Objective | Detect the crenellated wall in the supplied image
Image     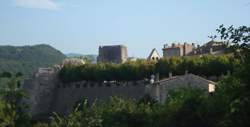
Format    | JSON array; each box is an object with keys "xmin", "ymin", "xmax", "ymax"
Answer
[
  {"xmin": 22, "ymin": 70, "xmax": 216, "ymax": 120},
  {"xmin": 22, "ymin": 77, "xmax": 150, "ymax": 119},
  {"xmin": 51, "ymin": 81, "xmax": 148, "ymax": 115}
]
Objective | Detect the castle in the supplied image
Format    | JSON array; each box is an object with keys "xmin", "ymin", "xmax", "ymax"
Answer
[{"xmin": 21, "ymin": 42, "xmax": 226, "ymax": 120}]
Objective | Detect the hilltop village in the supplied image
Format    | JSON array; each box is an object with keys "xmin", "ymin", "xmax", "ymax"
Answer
[{"xmin": 22, "ymin": 40, "xmax": 229, "ymax": 119}]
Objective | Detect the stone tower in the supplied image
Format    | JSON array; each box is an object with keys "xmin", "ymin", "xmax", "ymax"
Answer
[{"xmin": 97, "ymin": 45, "xmax": 128, "ymax": 63}]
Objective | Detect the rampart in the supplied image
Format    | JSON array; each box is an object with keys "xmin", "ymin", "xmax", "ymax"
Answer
[
  {"xmin": 51, "ymin": 81, "xmax": 148, "ymax": 115},
  {"xmin": 22, "ymin": 68, "xmax": 216, "ymax": 120},
  {"xmin": 22, "ymin": 77, "xmax": 149, "ymax": 119}
]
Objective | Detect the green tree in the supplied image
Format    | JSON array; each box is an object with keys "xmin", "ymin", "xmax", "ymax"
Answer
[
  {"xmin": 0, "ymin": 73, "xmax": 30, "ymax": 127},
  {"xmin": 214, "ymin": 25, "xmax": 250, "ymax": 127}
]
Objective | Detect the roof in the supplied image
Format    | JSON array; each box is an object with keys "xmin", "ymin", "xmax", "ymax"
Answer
[
  {"xmin": 147, "ymin": 48, "xmax": 161, "ymax": 60},
  {"xmin": 155, "ymin": 73, "xmax": 216, "ymax": 85}
]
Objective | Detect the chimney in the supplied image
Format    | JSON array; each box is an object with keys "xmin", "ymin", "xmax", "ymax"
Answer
[
  {"xmin": 172, "ymin": 43, "xmax": 175, "ymax": 47},
  {"xmin": 164, "ymin": 44, "xmax": 168, "ymax": 48},
  {"xmin": 192, "ymin": 43, "xmax": 195, "ymax": 47}
]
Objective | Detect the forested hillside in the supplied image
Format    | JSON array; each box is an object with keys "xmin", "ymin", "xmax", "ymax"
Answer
[{"xmin": 0, "ymin": 44, "xmax": 66, "ymax": 76}]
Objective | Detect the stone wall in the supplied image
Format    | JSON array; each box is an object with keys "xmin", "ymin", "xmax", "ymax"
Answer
[
  {"xmin": 22, "ymin": 78, "xmax": 149, "ymax": 118},
  {"xmin": 51, "ymin": 81, "xmax": 147, "ymax": 115},
  {"xmin": 22, "ymin": 73, "xmax": 58, "ymax": 119},
  {"xmin": 22, "ymin": 72, "xmax": 216, "ymax": 119}
]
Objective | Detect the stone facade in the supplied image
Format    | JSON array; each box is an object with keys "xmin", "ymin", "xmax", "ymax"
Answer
[
  {"xmin": 191, "ymin": 41, "xmax": 228, "ymax": 55},
  {"xmin": 22, "ymin": 70, "xmax": 58, "ymax": 120},
  {"xmin": 97, "ymin": 45, "xmax": 128, "ymax": 63},
  {"xmin": 162, "ymin": 42, "xmax": 195, "ymax": 57},
  {"xmin": 162, "ymin": 41, "xmax": 228, "ymax": 57},
  {"xmin": 22, "ymin": 68, "xmax": 216, "ymax": 120}
]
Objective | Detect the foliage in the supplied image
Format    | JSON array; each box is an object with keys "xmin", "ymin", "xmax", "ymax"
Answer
[
  {"xmin": 0, "ymin": 73, "xmax": 31, "ymax": 127},
  {"xmin": 51, "ymin": 100, "xmax": 102, "ymax": 127},
  {"xmin": 213, "ymin": 25, "xmax": 250, "ymax": 127},
  {"xmin": 51, "ymin": 97, "xmax": 158, "ymax": 127},
  {"xmin": 59, "ymin": 55, "xmax": 236, "ymax": 83}
]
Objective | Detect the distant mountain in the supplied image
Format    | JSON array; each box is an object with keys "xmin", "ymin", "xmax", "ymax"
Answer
[
  {"xmin": 0, "ymin": 44, "xmax": 66, "ymax": 77},
  {"xmin": 65, "ymin": 53, "xmax": 97, "ymax": 63}
]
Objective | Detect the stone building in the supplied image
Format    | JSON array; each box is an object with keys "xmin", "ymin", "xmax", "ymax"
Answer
[
  {"xmin": 148, "ymin": 73, "xmax": 216, "ymax": 102},
  {"xmin": 97, "ymin": 45, "xmax": 128, "ymax": 63},
  {"xmin": 147, "ymin": 48, "xmax": 161, "ymax": 61},
  {"xmin": 162, "ymin": 41, "xmax": 228, "ymax": 57},
  {"xmin": 162, "ymin": 42, "xmax": 195, "ymax": 57},
  {"xmin": 191, "ymin": 41, "xmax": 228, "ymax": 55}
]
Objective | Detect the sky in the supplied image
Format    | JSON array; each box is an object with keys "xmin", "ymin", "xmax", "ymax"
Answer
[{"xmin": 0, "ymin": 0, "xmax": 250, "ymax": 57}]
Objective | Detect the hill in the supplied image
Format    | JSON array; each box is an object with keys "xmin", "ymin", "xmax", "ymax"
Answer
[{"xmin": 0, "ymin": 44, "xmax": 66, "ymax": 77}]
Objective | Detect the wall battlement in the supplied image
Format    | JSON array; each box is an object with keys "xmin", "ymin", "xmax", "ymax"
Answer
[{"xmin": 56, "ymin": 81, "xmax": 148, "ymax": 89}]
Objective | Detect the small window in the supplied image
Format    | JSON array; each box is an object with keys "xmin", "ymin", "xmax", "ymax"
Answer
[{"xmin": 152, "ymin": 57, "xmax": 155, "ymax": 60}]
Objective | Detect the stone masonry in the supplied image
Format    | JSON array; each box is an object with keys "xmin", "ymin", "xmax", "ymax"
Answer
[{"xmin": 22, "ymin": 68, "xmax": 216, "ymax": 120}]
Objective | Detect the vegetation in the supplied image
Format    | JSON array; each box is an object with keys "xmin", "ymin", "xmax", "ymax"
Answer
[
  {"xmin": 59, "ymin": 55, "xmax": 237, "ymax": 83},
  {"xmin": 0, "ymin": 73, "xmax": 31, "ymax": 127},
  {"xmin": 0, "ymin": 44, "xmax": 66, "ymax": 77}
]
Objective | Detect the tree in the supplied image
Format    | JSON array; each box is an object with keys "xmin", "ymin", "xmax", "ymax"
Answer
[
  {"xmin": 215, "ymin": 25, "xmax": 250, "ymax": 127},
  {"xmin": 0, "ymin": 73, "xmax": 30, "ymax": 127}
]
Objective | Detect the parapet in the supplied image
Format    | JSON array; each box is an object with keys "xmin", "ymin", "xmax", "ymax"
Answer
[{"xmin": 56, "ymin": 80, "xmax": 148, "ymax": 89}]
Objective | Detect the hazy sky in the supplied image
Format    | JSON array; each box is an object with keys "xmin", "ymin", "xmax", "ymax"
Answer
[{"xmin": 0, "ymin": 0, "xmax": 250, "ymax": 57}]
